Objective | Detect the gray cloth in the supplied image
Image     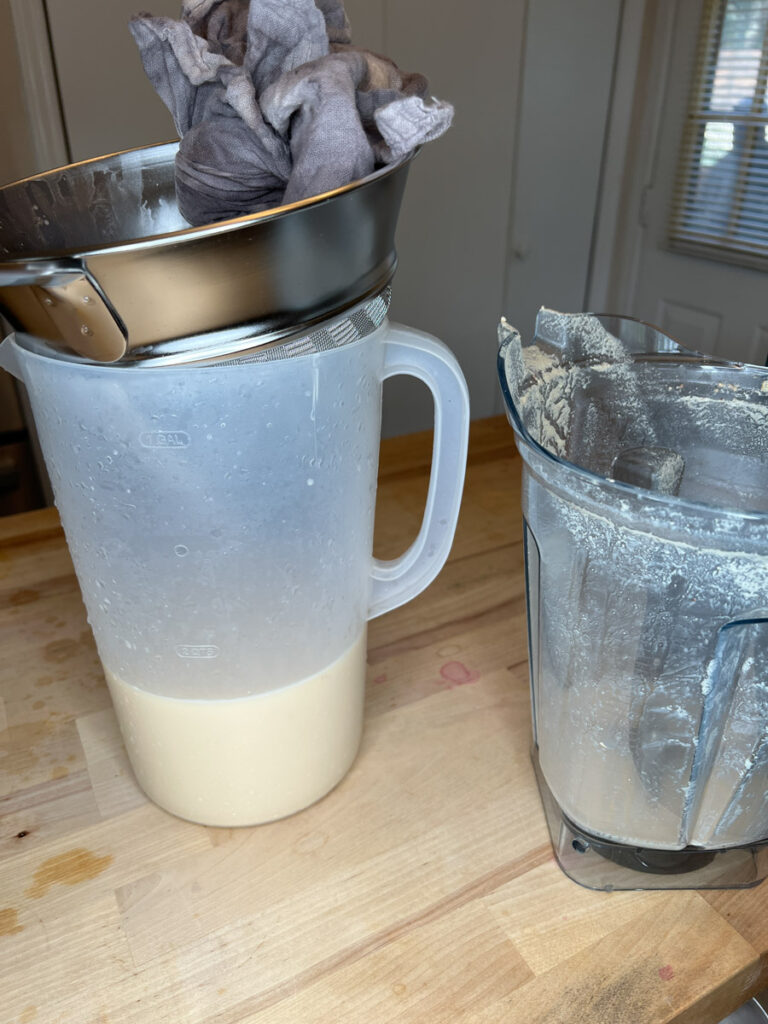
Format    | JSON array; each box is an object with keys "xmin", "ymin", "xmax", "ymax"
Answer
[
  {"xmin": 260, "ymin": 50, "xmax": 375, "ymax": 204},
  {"xmin": 130, "ymin": 0, "xmax": 452, "ymax": 225}
]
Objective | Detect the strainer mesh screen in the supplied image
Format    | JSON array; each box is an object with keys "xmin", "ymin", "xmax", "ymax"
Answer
[{"xmin": 215, "ymin": 289, "xmax": 391, "ymax": 365}]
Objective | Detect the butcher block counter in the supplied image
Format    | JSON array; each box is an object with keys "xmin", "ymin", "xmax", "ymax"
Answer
[{"xmin": 2, "ymin": 415, "xmax": 768, "ymax": 1024}]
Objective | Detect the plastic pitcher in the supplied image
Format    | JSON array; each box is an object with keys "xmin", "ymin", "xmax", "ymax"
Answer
[
  {"xmin": 1, "ymin": 296, "xmax": 469, "ymax": 826},
  {"xmin": 498, "ymin": 309, "xmax": 768, "ymax": 883}
]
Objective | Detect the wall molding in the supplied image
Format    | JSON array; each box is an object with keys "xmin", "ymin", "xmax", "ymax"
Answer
[
  {"xmin": 9, "ymin": 0, "xmax": 69, "ymax": 174},
  {"xmin": 586, "ymin": 0, "xmax": 649, "ymax": 312},
  {"xmin": 587, "ymin": 0, "xmax": 681, "ymax": 314}
]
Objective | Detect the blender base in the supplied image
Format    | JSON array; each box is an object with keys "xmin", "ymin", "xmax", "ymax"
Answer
[{"xmin": 532, "ymin": 750, "xmax": 768, "ymax": 891}]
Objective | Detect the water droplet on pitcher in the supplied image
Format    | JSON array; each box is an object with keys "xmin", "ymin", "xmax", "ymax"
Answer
[
  {"xmin": 307, "ymin": 478, "xmax": 314, "ymax": 486},
  {"xmin": 174, "ymin": 544, "xmax": 189, "ymax": 557}
]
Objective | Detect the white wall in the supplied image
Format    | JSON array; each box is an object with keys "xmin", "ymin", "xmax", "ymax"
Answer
[
  {"xmin": 44, "ymin": 0, "xmax": 180, "ymax": 158},
  {"xmin": 0, "ymin": 5, "xmax": 39, "ymax": 186},
  {"xmin": 346, "ymin": 0, "xmax": 526, "ymax": 435}
]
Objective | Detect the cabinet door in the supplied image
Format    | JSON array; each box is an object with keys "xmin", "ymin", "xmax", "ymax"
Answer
[
  {"xmin": 45, "ymin": 0, "xmax": 181, "ymax": 160},
  {"xmin": 503, "ymin": 0, "xmax": 624, "ymax": 347}
]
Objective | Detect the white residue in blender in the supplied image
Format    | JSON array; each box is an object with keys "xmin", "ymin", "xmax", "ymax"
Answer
[
  {"xmin": 502, "ymin": 310, "xmax": 658, "ymax": 463},
  {"xmin": 532, "ymin": 475, "xmax": 768, "ymax": 849}
]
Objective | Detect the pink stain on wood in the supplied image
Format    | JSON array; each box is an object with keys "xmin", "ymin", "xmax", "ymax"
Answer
[
  {"xmin": 373, "ymin": 674, "xmax": 387, "ymax": 685},
  {"xmin": 658, "ymin": 965, "xmax": 674, "ymax": 981},
  {"xmin": 439, "ymin": 662, "xmax": 480, "ymax": 687}
]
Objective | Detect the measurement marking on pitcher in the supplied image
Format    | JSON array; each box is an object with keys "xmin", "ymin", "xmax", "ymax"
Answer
[
  {"xmin": 175, "ymin": 645, "xmax": 220, "ymax": 659},
  {"xmin": 139, "ymin": 431, "xmax": 191, "ymax": 449}
]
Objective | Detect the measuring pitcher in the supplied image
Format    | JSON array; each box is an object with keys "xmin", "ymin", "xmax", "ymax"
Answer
[{"xmin": 0, "ymin": 295, "xmax": 469, "ymax": 826}]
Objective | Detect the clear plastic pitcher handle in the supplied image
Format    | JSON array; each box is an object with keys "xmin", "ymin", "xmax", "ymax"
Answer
[
  {"xmin": 0, "ymin": 334, "xmax": 23, "ymax": 379},
  {"xmin": 369, "ymin": 322, "xmax": 470, "ymax": 619}
]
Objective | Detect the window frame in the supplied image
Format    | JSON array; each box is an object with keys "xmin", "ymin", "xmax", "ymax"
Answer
[{"xmin": 668, "ymin": 0, "xmax": 768, "ymax": 271}]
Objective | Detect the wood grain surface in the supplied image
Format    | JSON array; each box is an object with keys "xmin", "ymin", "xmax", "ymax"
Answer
[{"xmin": 1, "ymin": 416, "xmax": 767, "ymax": 1024}]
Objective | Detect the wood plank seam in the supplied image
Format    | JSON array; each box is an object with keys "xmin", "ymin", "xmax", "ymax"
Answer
[{"xmin": 201, "ymin": 845, "xmax": 553, "ymax": 1024}]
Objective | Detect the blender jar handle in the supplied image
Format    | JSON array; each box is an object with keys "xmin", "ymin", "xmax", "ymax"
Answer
[{"xmin": 368, "ymin": 322, "xmax": 470, "ymax": 620}]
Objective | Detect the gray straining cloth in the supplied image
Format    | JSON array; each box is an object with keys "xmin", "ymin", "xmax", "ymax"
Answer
[{"xmin": 130, "ymin": 0, "xmax": 453, "ymax": 226}]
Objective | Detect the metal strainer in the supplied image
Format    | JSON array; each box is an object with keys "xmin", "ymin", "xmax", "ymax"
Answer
[
  {"xmin": 0, "ymin": 141, "xmax": 412, "ymax": 363},
  {"xmin": 14, "ymin": 288, "xmax": 392, "ymax": 368}
]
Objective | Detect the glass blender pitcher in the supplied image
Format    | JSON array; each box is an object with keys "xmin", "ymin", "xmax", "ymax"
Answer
[{"xmin": 498, "ymin": 309, "xmax": 768, "ymax": 890}]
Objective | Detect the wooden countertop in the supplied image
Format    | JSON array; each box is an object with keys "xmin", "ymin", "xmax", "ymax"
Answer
[{"xmin": 1, "ymin": 415, "xmax": 767, "ymax": 1024}]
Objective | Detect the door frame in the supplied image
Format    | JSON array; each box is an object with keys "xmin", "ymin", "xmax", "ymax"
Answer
[
  {"xmin": 8, "ymin": 0, "xmax": 69, "ymax": 175},
  {"xmin": 587, "ymin": 0, "xmax": 681, "ymax": 316}
]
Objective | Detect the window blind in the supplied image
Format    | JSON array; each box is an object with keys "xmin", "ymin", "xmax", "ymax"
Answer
[{"xmin": 669, "ymin": 0, "xmax": 768, "ymax": 268}]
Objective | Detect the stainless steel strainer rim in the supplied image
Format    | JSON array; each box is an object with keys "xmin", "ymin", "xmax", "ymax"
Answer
[
  {"xmin": 0, "ymin": 140, "xmax": 413, "ymax": 362},
  {"xmin": 11, "ymin": 288, "xmax": 392, "ymax": 370}
]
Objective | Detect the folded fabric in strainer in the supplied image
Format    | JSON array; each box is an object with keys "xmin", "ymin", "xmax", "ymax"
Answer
[{"xmin": 130, "ymin": 0, "xmax": 453, "ymax": 226}]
